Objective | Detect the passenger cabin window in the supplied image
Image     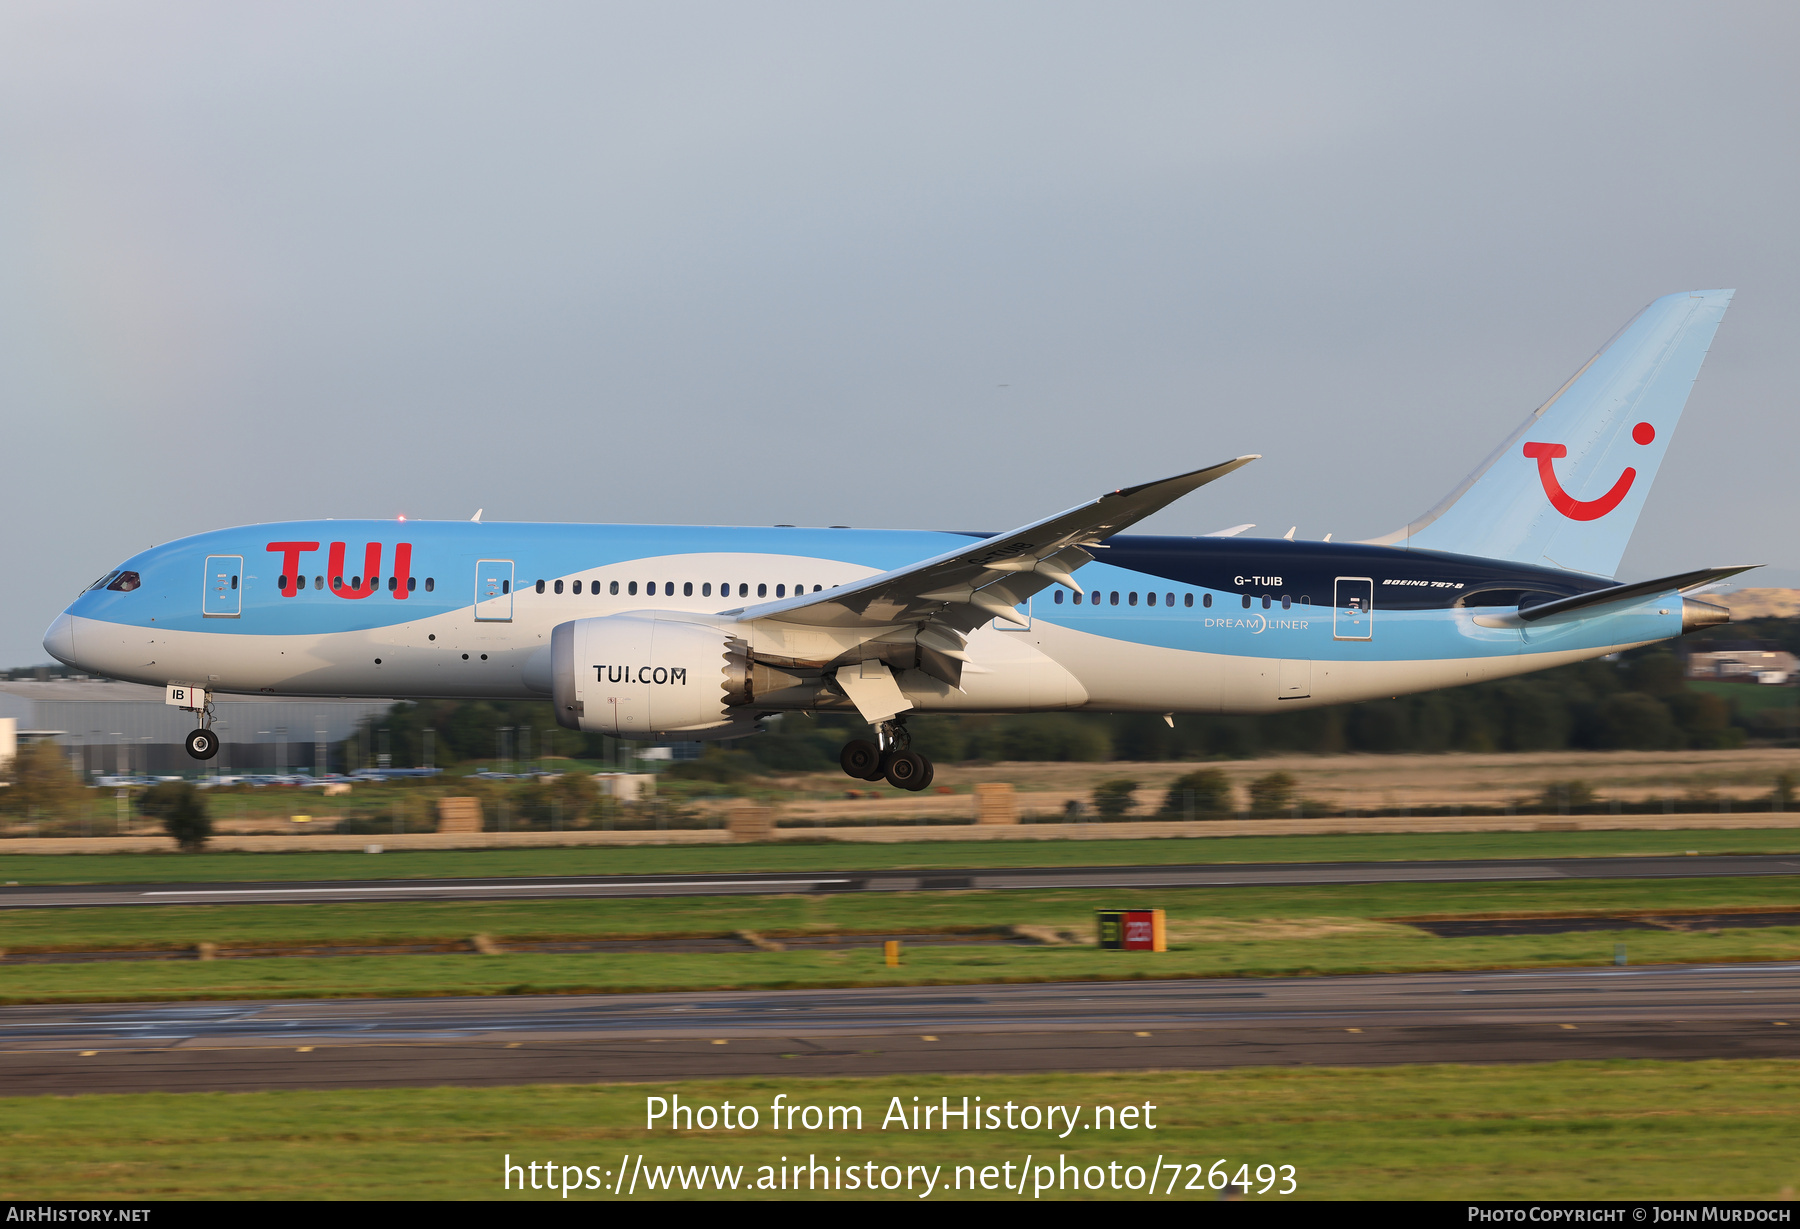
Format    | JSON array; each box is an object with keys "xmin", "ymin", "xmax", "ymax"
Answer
[
  {"xmin": 424, "ymin": 577, "xmax": 434, "ymax": 592},
  {"xmin": 757, "ymin": 583, "xmax": 767, "ymax": 597},
  {"xmin": 1241, "ymin": 594, "xmax": 1250, "ymax": 608},
  {"xmin": 408, "ymin": 577, "xmax": 417, "ymax": 591},
  {"xmin": 684, "ymin": 582, "xmax": 693, "ymax": 596},
  {"xmin": 739, "ymin": 583, "xmax": 749, "ymax": 597},
  {"xmin": 628, "ymin": 582, "xmax": 637, "ymax": 596},
  {"xmin": 1166, "ymin": 593, "xmax": 1175, "ymax": 606},
  {"xmin": 1282, "ymin": 595, "xmax": 1291, "ymax": 610},
  {"xmin": 1110, "ymin": 591, "xmax": 1119, "ymax": 605},
  {"xmin": 702, "ymin": 583, "xmax": 712, "ymax": 597},
  {"xmin": 610, "ymin": 581, "xmax": 619, "ymax": 594},
  {"xmin": 1128, "ymin": 592, "xmax": 1137, "ymax": 606},
  {"xmin": 536, "ymin": 580, "xmax": 545, "ymax": 594},
  {"xmin": 1053, "ymin": 590, "xmax": 1063, "ymax": 604},
  {"xmin": 1262, "ymin": 595, "xmax": 1270, "ymax": 609},
  {"xmin": 776, "ymin": 584, "xmax": 786, "ymax": 598},
  {"xmin": 573, "ymin": 580, "xmax": 582, "ymax": 594}
]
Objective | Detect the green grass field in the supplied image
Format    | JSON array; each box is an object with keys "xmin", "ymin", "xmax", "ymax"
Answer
[
  {"xmin": 3, "ymin": 876, "xmax": 1796, "ymax": 1003},
  {"xmin": 6, "ymin": 826, "xmax": 1800, "ymax": 885},
  {"xmin": 1691, "ymin": 679, "xmax": 1800, "ymax": 720},
  {"xmin": 2, "ymin": 928, "xmax": 1796, "ymax": 1003},
  {"xmin": 4, "ymin": 1061, "xmax": 1797, "ymax": 1199}
]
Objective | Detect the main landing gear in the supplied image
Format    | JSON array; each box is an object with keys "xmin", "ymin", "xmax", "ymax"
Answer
[{"xmin": 839, "ymin": 718, "xmax": 933, "ymax": 792}]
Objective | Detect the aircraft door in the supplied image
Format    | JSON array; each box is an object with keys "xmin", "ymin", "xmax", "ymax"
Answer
[
  {"xmin": 475, "ymin": 560, "xmax": 514, "ymax": 622},
  {"xmin": 203, "ymin": 556, "xmax": 243, "ymax": 617},
  {"xmin": 1333, "ymin": 577, "xmax": 1373, "ymax": 640}
]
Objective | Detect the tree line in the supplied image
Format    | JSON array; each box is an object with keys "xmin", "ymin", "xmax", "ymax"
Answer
[{"xmin": 331, "ymin": 625, "xmax": 1796, "ymax": 774}]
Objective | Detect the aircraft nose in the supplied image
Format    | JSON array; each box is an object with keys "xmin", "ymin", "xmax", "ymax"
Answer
[{"xmin": 42, "ymin": 612, "xmax": 75, "ymax": 666}]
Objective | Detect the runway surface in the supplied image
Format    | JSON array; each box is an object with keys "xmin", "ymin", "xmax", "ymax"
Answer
[
  {"xmin": 4, "ymin": 852, "xmax": 1798, "ymax": 909},
  {"xmin": 5, "ymin": 963, "xmax": 1797, "ymax": 1094}
]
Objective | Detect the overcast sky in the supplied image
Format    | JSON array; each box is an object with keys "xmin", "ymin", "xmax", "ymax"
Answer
[{"xmin": 2, "ymin": 2, "xmax": 1796, "ymax": 665}]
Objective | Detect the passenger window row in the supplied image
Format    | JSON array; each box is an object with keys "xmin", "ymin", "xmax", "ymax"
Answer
[
  {"xmin": 1054, "ymin": 590, "xmax": 1200, "ymax": 607},
  {"xmin": 276, "ymin": 575, "xmax": 436, "ymax": 594},
  {"xmin": 1052, "ymin": 590, "xmax": 1307, "ymax": 611},
  {"xmin": 533, "ymin": 579, "xmax": 825, "ymax": 600}
]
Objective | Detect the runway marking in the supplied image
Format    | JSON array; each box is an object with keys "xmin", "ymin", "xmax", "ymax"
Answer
[
  {"xmin": 710, "ymin": 1039, "xmax": 726, "ymax": 1045},
  {"xmin": 296, "ymin": 1046, "xmax": 314, "ymax": 1052},
  {"xmin": 1346, "ymin": 1028, "xmax": 1362, "ymax": 1033},
  {"xmin": 1134, "ymin": 1031, "xmax": 1152, "ymax": 1037},
  {"xmin": 1559, "ymin": 1024, "xmax": 1576, "ymax": 1030},
  {"xmin": 142, "ymin": 879, "xmax": 854, "ymax": 898},
  {"xmin": 921, "ymin": 1036, "xmax": 938, "ymax": 1041},
  {"xmin": 79, "ymin": 1050, "xmax": 96, "ymax": 1056}
]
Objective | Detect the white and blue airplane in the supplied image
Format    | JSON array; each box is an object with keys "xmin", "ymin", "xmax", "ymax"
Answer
[{"xmin": 44, "ymin": 290, "xmax": 1749, "ymax": 790}]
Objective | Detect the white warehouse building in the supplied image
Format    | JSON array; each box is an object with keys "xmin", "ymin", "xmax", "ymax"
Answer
[{"xmin": 0, "ymin": 679, "xmax": 393, "ymax": 777}]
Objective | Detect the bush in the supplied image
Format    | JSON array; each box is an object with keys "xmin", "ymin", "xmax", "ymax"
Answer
[
  {"xmin": 664, "ymin": 748, "xmax": 759, "ymax": 783},
  {"xmin": 1775, "ymin": 772, "xmax": 1797, "ymax": 811},
  {"xmin": 1247, "ymin": 771, "xmax": 1298, "ymax": 816},
  {"xmin": 0, "ymin": 741, "xmax": 87, "ymax": 818},
  {"xmin": 1161, "ymin": 769, "xmax": 1235, "ymax": 817},
  {"xmin": 1536, "ymin": 780, "xmax": 1597, "ymax": 812},
  {"xmin": 1091, "ymin": 779, "xmax": 1139, "ymax": 819},
  {"xmin": 137, "ymin": 781, "xmax": 211, "ymax": 851}
]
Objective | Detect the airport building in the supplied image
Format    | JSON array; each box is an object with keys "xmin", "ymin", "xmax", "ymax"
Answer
[
  {"xmin": 1685, "ymin": 644, "xmax": 1798, "ymax": 685},
  {"xmin": 0, "ymin": 679, "xmax": 392, "ymax": 777}
]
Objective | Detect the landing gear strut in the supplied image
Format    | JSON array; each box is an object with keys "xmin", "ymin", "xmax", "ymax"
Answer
[
  {"xmin": 184, "ymin": 694, "xmax": 219, "ymax": 761},
  {"xmin": 839, "ymin": 718, "xmax": 933, "ymax": 792}
]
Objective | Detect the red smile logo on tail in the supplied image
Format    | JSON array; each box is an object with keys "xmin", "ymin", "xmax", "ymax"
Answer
[{"xmin": 1524, "ymin": 421, "xmax": 1655, "ymax": 521}]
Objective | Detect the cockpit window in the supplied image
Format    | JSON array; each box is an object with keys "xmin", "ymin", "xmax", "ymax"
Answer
[
  {"xmin": 106, "ymin": 571, "xmax": 141, "ymax": 592},
  {"xmin": 86, "ymin": 571, "xmax": 121, "ymax": 592}
]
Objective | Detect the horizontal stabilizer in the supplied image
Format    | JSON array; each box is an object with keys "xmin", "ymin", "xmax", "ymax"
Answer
[{"xmin": 1473, "ymin": 564, "xmax": 1759, "ymax": 627}]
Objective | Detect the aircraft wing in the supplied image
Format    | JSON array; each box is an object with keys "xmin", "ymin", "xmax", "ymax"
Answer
[{"xmin": 726, "ymin": 456, "xmax": 1257, "ymax": 668}]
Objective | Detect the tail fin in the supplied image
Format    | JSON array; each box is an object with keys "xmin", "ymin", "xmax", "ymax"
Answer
[{"xmin": 1367, "ymin": 289, "xmax": 1733, "ymax": 577}]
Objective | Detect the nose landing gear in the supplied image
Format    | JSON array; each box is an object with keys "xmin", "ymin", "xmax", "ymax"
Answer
[
  {"xmin": 176, "ymin": 689, "xmax": 219, "ymax": 760},
  {"xmin": 839, "ymin": 718, "xmax": 933, "ymax": 792}
]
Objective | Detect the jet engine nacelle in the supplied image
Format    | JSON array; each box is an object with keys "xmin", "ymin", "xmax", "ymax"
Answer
[{"xmin": 551, "ymin": 614, "xmax": 741, "ymax": 737}]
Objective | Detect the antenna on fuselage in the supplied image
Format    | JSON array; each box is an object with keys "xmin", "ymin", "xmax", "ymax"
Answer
[{"xmin": 470, "ymin": 509, "xmax": 483, "ymax": 523}]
